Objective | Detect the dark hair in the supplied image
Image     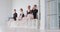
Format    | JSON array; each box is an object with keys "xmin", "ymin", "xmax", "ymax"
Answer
[
  {"xmin": 14, "ymin": 9, "xmax": 16, "ymax": 11},
  {"xmin": 28, "ymin": 5, "xmax": 30, "ymax": 7},
  {"xmin": 28, "ymin": 5, "xmax": 31, "ymax": 8},
  {"xmin": 34, "ymin": 5, "xmax": 37, "ymax": 7},
  {"xmin": 20, "ymin": 8, "xmax": 23, "ymax": 11}
]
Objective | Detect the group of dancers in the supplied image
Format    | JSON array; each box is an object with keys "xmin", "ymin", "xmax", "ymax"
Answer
[{"xmin": 13, "ymin": 5, "xmax": 38, "ymax": 21}]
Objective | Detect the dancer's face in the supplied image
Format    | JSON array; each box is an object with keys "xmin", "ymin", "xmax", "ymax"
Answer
[
  {"xmin": 20, "ymin": 8, "xmax": 23, "ymax": 12},
  {"xmin": 14, "ymin": 9, "xmax": 16, "ymax": 13},
  {"xmin": 34, "ymin": 5, "xmax": 37, "ymax": 9},
  {"xmin": 28, "ymin": 6, "xmax": 31, "ymax": 10}
]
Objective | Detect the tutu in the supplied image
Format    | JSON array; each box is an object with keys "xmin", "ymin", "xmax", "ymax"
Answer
[{"xmin": 27, "ymin": 14, "xmax": 34, "ymax": 19}]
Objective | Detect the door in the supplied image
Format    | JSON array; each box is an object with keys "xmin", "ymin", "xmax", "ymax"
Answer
[{"xmin": 45, "ymin": 0, "xmax": 59, "ymax": 30}]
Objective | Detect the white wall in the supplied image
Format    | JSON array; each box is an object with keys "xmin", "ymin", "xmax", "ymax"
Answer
[
  {"xmin": 0, "ymin": 0, "xmax": 12, "ymax": 32},
  {"xmin": 0, "ymin": 0, "xmax": 12, "ymax": 24},
  {"xmin": 40, "ymin": 0, "xmax": 46, "ymax": 30}
]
